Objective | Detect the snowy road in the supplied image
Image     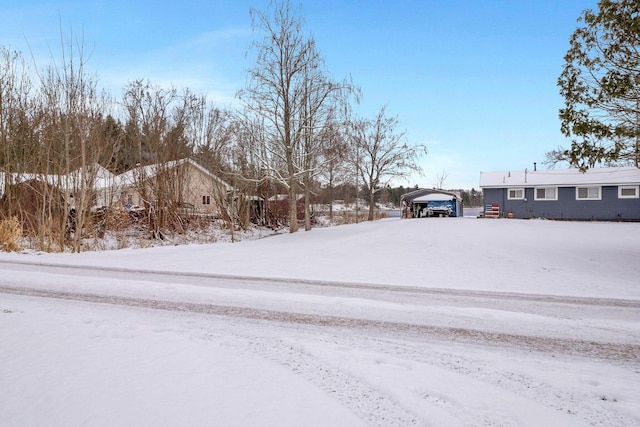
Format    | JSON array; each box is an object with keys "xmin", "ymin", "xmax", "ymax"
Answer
[
  {"xmin": 0, "ymin": 260, "xmax": 638, "ymax": 363},
  {"xmin": 2, "ymin": 258, "xmax": 639, "ymax": 426}
]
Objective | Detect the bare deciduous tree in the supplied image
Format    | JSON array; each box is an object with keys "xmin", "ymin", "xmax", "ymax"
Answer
[
  {"xmin": 122, "ymin": 80, "xmax": 201, "ymax": 237},
  {"xmin": 349, "ymin": 106, "xmax": 427, "ymax": 221},
  {"xmin": 0, "ymin": 46, "xmax": 34, "ymax": 221},
  {"xmin": 35, "ymin": 31, "xmax": 115, "ymax": 252},
  {"xmin": 238, "ymin": 0, "xmax": 355, "ymax": 232},
  {"xmin": 434, "ymin": 170, "xmax": 448, "ymax": 189},
  {"xmin": 317, "ymin": 113, "xmax": 350, "ymax": 221}
]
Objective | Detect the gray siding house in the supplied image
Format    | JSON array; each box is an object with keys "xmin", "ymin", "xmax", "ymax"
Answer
[{"xmin": 479, "ymin": 166, "xmax": 640, "ymax": 221}]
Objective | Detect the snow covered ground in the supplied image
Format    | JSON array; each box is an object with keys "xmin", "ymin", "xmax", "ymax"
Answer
[{"xmin": 1, "ymin": 217, "xmax": 639, "ymax": 426}]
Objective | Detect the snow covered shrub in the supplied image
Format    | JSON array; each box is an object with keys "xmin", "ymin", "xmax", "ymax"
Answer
[{"xmin": 0, "ymin": 216, "xmax": 22, "ymax": 252}]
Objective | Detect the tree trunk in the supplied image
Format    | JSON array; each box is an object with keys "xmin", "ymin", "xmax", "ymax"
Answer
[
  {"xmin": 368, "ymin": 190, "xmax": 375, "ymax": 221},
  {"xmin": 328, "ymin": 180, "xmax": 333, "ymax": 221},
  {"xmin": 304, "ymin": 180, "xmax": 311, "ymax": 231},
  {"xmin": 288, "ymin": 182, "xmax": 298, "ymax": 233}
]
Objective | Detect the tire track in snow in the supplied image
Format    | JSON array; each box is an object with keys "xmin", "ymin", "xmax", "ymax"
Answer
[
  {"xmin": 246, "ymin": 337, "xmax": 424, "ymax": 426},
  {"xmin": 1, "ymin": 284, "xmax": 638, "ymax": 364},
  {"xmin": 330, "ymin": 336, "xmax": 638, "ymax": 427}
]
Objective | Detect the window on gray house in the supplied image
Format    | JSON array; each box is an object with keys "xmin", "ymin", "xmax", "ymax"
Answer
[
  {"xmin": 618, "ymin": 186, "xmax": 639, "ymax": 198},
  {"xmin": 535, "ymin": 187, "xmax": 557, "ymax": 200},
  {"xmin": 508, "ymin": 188, "xmax": 524, "ymax": 200},
  {"xmin": 576, "ymin": 186, "xmax": 601, "ymax": 200}
]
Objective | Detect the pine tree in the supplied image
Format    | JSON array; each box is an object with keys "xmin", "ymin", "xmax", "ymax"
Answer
[{"xmin": 558, "ymin": 0, "xmax": 640, "ymax": 170}]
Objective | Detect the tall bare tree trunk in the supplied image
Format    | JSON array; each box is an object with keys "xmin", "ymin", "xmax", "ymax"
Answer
[
  {"xmin": 288, "ymin": 179, "xmax": 298, "ymax": 233},
  {"xmin": 303, "ymin": 177, "xmax": 311, "ymax": 231},
  {"xmin": 368, "ymin": 191, "xmax": 375, "ymax": 221}
]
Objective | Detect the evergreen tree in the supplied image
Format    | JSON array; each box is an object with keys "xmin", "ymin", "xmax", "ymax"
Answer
[{"xmin": 557, "ymin": 0, "xmax": 640, "ymax": 169}]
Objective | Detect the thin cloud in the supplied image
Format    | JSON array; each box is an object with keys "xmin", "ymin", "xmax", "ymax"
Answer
[{"xmin": 94, "ymin": 27, "xmax": 251, "ymax": 105}]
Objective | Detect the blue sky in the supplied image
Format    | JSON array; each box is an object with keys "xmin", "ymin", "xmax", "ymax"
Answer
[{"xmin": 2, "ymin": 0, "xmax": 598, "ymax": 189}]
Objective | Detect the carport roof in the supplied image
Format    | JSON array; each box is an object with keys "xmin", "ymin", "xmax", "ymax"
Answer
[
  {"xmin": 413, "ymin": 193, "xmax": 456, "ymax": 202},
  {"xmin": 400, "ymin": 188, "xmax": 459, "ymax": 203}
]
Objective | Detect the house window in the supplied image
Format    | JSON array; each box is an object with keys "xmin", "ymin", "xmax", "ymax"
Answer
[
  {"xmin": 576, "ymin": 186, "xmax": 601, "ymax": 200},
  {"xmin": 202, "ymin": 195, "xmax": 211, "ymax": 205},
  {"xmin": 507, "ymin": 188, "xmax": 524, "ymax": 200},
  {"xmin": 618, "ymin": 186, "xmax": 639, "ymax": 199},
  {"xmin": 534, "ymin": 187, "xmax": 557, "ymax": 201}
]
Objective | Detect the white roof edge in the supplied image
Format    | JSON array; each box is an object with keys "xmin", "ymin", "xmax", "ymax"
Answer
[{"xmin": 479, "ymin": 166, "xmax": 640, "ymax": 188}]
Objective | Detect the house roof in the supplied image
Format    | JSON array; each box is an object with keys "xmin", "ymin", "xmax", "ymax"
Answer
[
  {"xmin": 479, "ymin": 166, "xmax": 640, "ymax": 188},
  {"xmin": 71, "ymin": 164, "xmax": 117, "ymax": 190},
  {"xmin": 117, "ymin": 158, "xmax": 232, "ymax": 191},
  {"xmin": 8, "ymin": 163, "xmax": 117, "ymax": 191},
  {"xmin": 7, "ymin": 159, "xmax": 232, "ymax": 193}
]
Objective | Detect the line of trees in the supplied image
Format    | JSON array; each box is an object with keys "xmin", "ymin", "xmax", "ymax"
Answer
[
  {"xmin": 1, "ymin": 0, "xmax": 428, "ymax": 251},
  {"xmin": 237, "ymin": 1, "xmax": 427, "ymax": 230}
]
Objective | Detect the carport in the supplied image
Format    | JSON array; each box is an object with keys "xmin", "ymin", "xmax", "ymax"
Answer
[{"xmin": 400, "ymin": 189, "xmax": 463, "ymax": 218}]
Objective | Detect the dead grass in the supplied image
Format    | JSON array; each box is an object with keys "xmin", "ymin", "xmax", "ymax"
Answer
[
  {"xmin": 328, "ymin": 210, "xmax": 388, "ymax": 225},
  {"xmin": 0, "ymin": 217, "xmax": 22, "ymax": 252}
]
